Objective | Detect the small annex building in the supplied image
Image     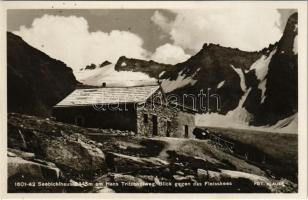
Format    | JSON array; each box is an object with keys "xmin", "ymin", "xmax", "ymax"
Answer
[{"xmin": 53, "ymin": 85, "xmax": 196, "ymax": 138}]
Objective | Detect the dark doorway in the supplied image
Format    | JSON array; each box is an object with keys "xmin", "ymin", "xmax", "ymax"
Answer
[
  {"xmin": 143, "ymin": 114, "xmax": 148, "ymax": 124},
  {"xmin": 75, "ymin": 115, "xmax": 85, "ymax": 126},
  {"xmin": 152, "ymin": 115, "xmax": 158, "ymax": 136},
  {"xmin": 184, "ymin": 125, "xmax": 189, "ymax": 138},
  {"xmin": 166, "ymin": 121, "xmax": 171, "ymax": 137}
]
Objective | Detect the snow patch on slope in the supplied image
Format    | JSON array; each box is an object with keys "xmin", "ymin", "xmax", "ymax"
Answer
[
  {"xmin": 227, "ymin": 88, "xmax": 254, "ymax": 123},
  {"xmin": 272, "ymin": 113, "xmax": 297, "ymax": 131},
  {"xmin": 259, "ymin": 80, "xmax": 267, "ymax": 103},
  {"xmin": 75, "ymin": 64, "xmax": 156, "ymax": 87},
  {"xmin": 293, "ymin": 35, "xmax": 298, "ymax": 54},
  {"xmin": 250, "ymin": 50, "xmax": 276, "ymax": 80},
  {"xmin": 196, "ymin": 113, "xmax": 297, "ymax": 134},
  {"xmin": 249, "ymin": 49, "xmax": 276, "ymax": 103},
  {"xmin": 75, "ymin": 67, "xmax": 102, "ymax": 81},
  {"xmin": 230, "ymin": 65, "xmax": 246, "ymax": 91},
  {"xmin": 159, "ymin": 71, "xmax": 166, "ymax": 78},
  {"xmin": 196, "ymin": 111, "xmax": 297, "ymax": 134},
  {"xmin": 196, "ymin": 81, "xmax": 297, "ymax": 134},
  {"xmin": 196, "ymin": 88, "xmax": 253, "ymax": 129},
  {"xmin": 161, "ymin": 69, "xmax": 198, "ymax": 93}
]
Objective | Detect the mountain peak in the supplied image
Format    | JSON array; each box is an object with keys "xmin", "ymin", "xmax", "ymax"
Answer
[{"xmin": 278, "ymin": 12, "xmax": 298, "ymax": 55}]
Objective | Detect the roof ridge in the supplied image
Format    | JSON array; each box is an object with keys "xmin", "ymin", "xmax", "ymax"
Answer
[{"xmin": 76, "ymin": 84, "xmax": 159, "ymax": 89}]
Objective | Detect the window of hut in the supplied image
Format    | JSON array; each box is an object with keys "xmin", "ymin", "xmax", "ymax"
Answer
[
  {"xmin": 184, "ymin": 125, "xmax": 189, "ymax": 138},
  {"xmin": 143, "ymin": 113, "xmax": 148, "ymax": 124}
]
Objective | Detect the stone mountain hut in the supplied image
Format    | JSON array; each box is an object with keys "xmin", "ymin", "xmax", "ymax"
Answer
[{"xmin": 53, "ymin": 85, "xmax": 196, "ymax": 138}]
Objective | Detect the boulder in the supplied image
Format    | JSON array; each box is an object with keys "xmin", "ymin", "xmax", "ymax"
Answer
[
  {"xmin": 8, "ymin": 155, "xmax": 61, "ymax": 180},
  {"xmin": 207, "ymin": 170, "xmax": 222, "ymax": 182},
  {"xmin": 8, "ymin": 154, "xmax": 65, "ymax": 192},
  {"xmin": 8, "ymin": 114, "xmax": 107, "ymax": 173},
  {"xmin": 97, "ymin": 143, "xmax": 103, "ymax": 148},
  {"xmin": 41, "ymin": 138, "xmax": 106, "ymax": 172},
  {"xmin": 167, "ymin": 151, "xmax": 225, "ymax": 171},
  {"xmin": 106, "ymin": 152, "xmax": 168, "ymax": 172},
  {"xmin": 112, "ymin": 174, "xmax": 146, "ymax": 189},
  {"xmin": 173, "ymin": 175, "xmax": 196, "ymax": 182},
  {"xmin": 197, "ymin": 168, "xmax": 208, "ymax": 180},
  {"xmin": 7, "ymin": 125, "xmax": 28, "ymax": 150},
  {"xmin": 137, "ymin": 175, "xmax": 155, "ymax": 182},
  {"xmin": 8, "ymin": 151, "xmax": 16, "ymax": 157},
  {"xmin": 175, "ymin": 170, "xmax": 185, "ymax": 176},
  {"xmin": 8, "ymin": 148, "xmax": 35, "ymax": 160},
  {"xmin": 95, "ymin": 187, "xmax": 115, "ymax": 193}
]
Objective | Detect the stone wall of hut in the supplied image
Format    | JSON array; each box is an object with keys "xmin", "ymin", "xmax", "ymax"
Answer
[
  {"xmin": 136, "ymin": 103, "xmax": 195, "ymax": 138},
  {"xmin": 173, "ymin": 111, "xmax": 196, "ymax": 138}
]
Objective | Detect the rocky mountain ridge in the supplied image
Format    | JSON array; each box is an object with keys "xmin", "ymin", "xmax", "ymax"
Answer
[
  {"xmin": 112, "ymin": 12, "xmax": 298, "ymax": 127},
  {"xmin": 7, "ymin": 32, "xmax": 77, "ymax": 117}
]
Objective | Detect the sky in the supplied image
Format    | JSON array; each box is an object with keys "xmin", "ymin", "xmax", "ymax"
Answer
[{"xmin": 7, "ymin": 9, "xmax": 296, "ymax": 71}]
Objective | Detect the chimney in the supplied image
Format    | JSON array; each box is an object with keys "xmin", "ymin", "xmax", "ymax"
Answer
[{"xmin": 102, "ymin": 82, "xmax": 106, "ymax": 87}]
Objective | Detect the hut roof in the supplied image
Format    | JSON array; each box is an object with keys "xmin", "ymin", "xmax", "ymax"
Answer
[{"xmin": 54, "ymin": 85, "xmax": 160, "ymax": 107}]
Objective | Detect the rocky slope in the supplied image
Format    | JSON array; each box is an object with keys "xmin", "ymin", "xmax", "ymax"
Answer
[
  {"xmin": 112, "ymin": 13, "xmax": 298, "ymax": 128},
  {"xmin": 8, "ymin": 113, "xmax": 297, "ymax": 193},
  {"xmin": 7, "ymin": 32, "xmax": 77, "ymax": 117}
]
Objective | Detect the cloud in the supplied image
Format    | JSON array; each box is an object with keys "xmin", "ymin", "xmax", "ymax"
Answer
[
  {"xmin": 151, "ymin": 11, "xmax": 171, "ymax": 33},
  {"xmin": 151, "ymin": 43, "xmax": 191, "ymax": 65},
  {"xmin": 14, "ymin": 14, "xmax": 149, "ymax": 71},
  {"xmin": 152, "ymin": 9, "xmax": 283, "ymax": 52}
]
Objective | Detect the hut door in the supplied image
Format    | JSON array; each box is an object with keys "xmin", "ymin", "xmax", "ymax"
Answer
[
  {"xmin": 166, "ymin": 121, "xmax": 171, "ymax": 137},
  {"xmin": 184, "ymin": 125, "xmax": 189, "ymax": 138},
  {"xmin": 152, "ymin": 115, "xmax": 158, "ymax": 136}
]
